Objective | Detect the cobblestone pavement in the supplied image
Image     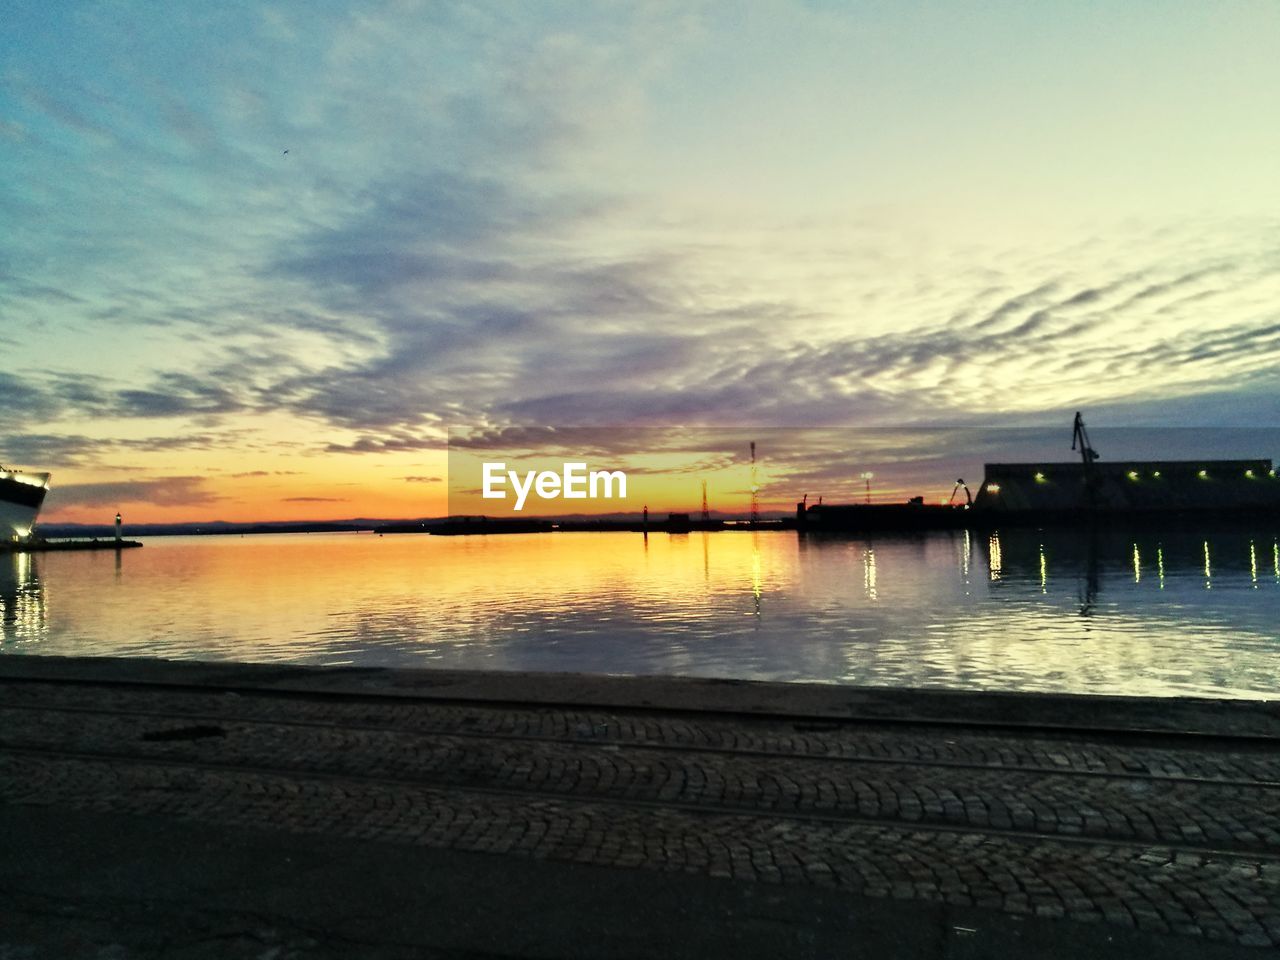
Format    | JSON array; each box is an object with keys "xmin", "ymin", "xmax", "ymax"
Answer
[{"xmin": 2, "ymin": 678, "xmax": 1279, "ymax": 949}]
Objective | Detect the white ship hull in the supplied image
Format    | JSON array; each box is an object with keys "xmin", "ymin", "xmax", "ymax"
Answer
[{"xmin": 0, "ymin": 470, "xmax": 51, "ymax": 541}]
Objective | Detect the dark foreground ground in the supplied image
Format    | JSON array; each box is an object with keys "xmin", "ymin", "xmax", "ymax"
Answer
[{"xmin": 1, "ymin": 657, "xmax": 1279, "ymax": 958}]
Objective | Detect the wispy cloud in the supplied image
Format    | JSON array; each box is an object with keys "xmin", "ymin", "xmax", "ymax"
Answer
[
  {"xmin": 45, "ymin": 476, "xmax": 222, "ymax": 510},
  {"xmin": 0, "ymin": 431, "xmax": 229, "ymax": 468}
]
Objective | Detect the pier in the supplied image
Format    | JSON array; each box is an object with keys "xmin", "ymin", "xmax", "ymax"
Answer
[{"xmin": 1, "ymin": 656, "xmax": 1277, "ymax": 957}]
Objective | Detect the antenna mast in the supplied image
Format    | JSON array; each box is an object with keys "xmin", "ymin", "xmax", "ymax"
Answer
[{"xmin": 701, "ymin": 481, "xmax": 710, "ymax": 522}]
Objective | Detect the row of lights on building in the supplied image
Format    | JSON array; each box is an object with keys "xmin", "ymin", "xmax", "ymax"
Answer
[{"xmin": 985, "ymin": 467, "xmax": 1276, "ymax": 493}]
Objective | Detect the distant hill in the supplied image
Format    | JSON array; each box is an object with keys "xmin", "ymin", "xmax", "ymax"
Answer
[{"xmin": 36, "ymin": 509, "xmax": 786, "ymax": 539}]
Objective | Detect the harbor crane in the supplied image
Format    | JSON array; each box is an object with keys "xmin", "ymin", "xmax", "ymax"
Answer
[
  {"xmin": 1072, "ymin": 411, "xmax": 1101, "ymax": 509},
  {"xmin": 1071, "ymin": 411, "xmax": 1100, "ymax": 466}
]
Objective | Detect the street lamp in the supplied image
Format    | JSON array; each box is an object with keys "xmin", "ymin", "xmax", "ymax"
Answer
[{"xmin": 860, "ymin": 472, "xmax": 873, "ymax": 504}]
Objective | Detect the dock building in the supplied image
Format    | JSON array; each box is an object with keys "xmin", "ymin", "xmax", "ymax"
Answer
[{"xmin": 973, "ymin": 460, "xmax": 1280, "ymax": 518}]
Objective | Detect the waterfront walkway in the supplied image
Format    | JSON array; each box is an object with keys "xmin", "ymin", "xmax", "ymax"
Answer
[{"xmin": 2, "ymin": 657, "xmax": 1279, "ymax": 958}]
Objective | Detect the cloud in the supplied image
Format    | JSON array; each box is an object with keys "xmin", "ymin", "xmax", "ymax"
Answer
[
  {"xmin": 324, "ymin": 434, "xmax": 448, "ymax": 454},
  {"xmin": 0, "ymin": 431, "xmax": 229, "ymax": 468},
  {"xmin": 113, "ymin": 372, "xmax": 245, "ymax": 418},
  {"xmin": 45, "ymin": 476, "xmax": 222, "ymax": 510},
  {"xmin": 401, "ymin": 476, "xmax": 442, "ymax": 483},
  {"xmin": 270, "ymin": 171, "xmax": 574, "ymax": 301},
  {"xmin": 295, "ymin": 247, "xmax": 1241, "ymax": 443},
  {"xmin": 249, "ymin": 187, "xmax": 1280, "ymax": 445},
  {"xmin": 13, "ymin": 204, "xmax": 1280, "ymax": 467},
  {"xmin": 0, "ymin": 374, "xmax": 64, "ymax": 427},
  {"xmin": 5, "ymin": 76, "xmax": 121, "ymax": 147},
  {"xmin": 282, "ymin": 496, "xmax": 347, "ymax": 502}
]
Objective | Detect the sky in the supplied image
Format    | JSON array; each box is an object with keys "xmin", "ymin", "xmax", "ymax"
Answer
[{"xmin": 2, "ymin": 0, "xmax": 1279, "ymax": 523}]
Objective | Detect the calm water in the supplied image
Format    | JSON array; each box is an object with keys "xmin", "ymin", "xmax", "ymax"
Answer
[{"xmin": 3, "ymin": 527, "xmax": 1279, "ymax": 698}]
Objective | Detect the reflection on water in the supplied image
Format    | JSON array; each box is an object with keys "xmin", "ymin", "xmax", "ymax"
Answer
[
  {"xmin": 980, "ymin": 526, "xmax": 1280, "ymax": 598},
  {"xmin": 750, "ymin": 535, "xmax": 763, "ymax": 615},
  {"xmin": 1, "ymin": 552, "xmax": 45, "ymax": 644},
  {"xmin": 3, "ymin": 524, "xmax": 1279, "ymax": 698}
]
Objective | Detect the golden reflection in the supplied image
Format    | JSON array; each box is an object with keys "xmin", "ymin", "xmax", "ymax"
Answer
[
  {"xmin": 750, "ymin": 536, "xmax": 763, "ymax": 609},
  {"xmin": 744, "ymin": 532, "xmax": 762, "ymax": 619},
  {"xmin": 1132, "ymin": 544, "xmax": 1141, "ymax": 584},
  {"xmin": 26, "ymin": 532, "xmax": 811, "ymax": 662},
  {"xmin": 1157, "ymin": 546, "xmax": 1165, "ymax": 590},
  {"xmin": 1203, "ymin": 540, "xmax": 1212, "ymax": 589},
  {"xmin": 1038, "ymin": 543, "xmax": 1047, "ymax": 593},
  {"xmin": 1250, "ymin": 541, "xmax": 1258, "ymax": 587},
  {"xmin": 863, "ymin": 546, "xmax": 878, "ymax": 600},
  {"xmin": 988, "ymin": 533, "xmax": 1002, "ymax": 581},
  {"xmin": 1274, "ymin": 540, "xmax": 1279, "ymax": 581},
  {"xmin": 2, "ymin": 551, "xmax": 47, "ymax": 644}
]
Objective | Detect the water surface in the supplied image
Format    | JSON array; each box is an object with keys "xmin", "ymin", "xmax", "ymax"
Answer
[{"xmin": 3, "ymin": 527, "xmax": 1278, "ymax": 698}]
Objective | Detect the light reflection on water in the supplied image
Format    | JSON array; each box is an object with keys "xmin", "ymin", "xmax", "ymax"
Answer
[{"xmin": 2, "ymin": 526, "xmax": 1278, "ymax": 698}]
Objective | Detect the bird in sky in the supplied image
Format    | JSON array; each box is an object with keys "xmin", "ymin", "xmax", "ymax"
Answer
[{"xmin": 282, "ymin": 149, "xmax": 289, "ymax": 155}]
